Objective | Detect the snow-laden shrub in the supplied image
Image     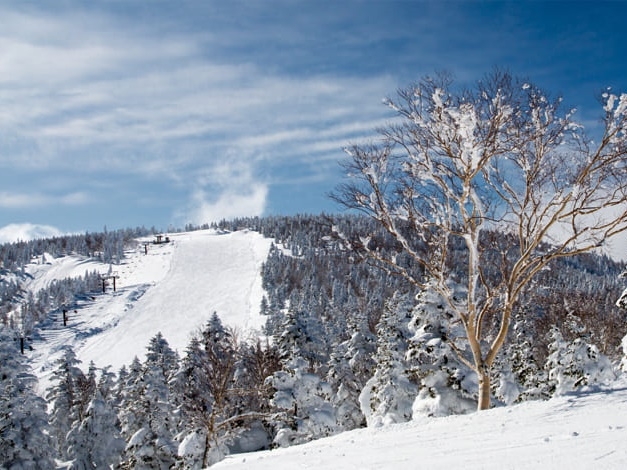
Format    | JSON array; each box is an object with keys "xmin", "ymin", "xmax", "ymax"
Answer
[
  {"xmin": 269, "ymin": 356, "xmax": 339, "ymax": 446},
  {"xmin": 545, "ymin": 327, "xmax": 616, "ymax": 396},
  {"xmin": 177, "ymin": 429, "xmax": 227, "ymax": 469}
]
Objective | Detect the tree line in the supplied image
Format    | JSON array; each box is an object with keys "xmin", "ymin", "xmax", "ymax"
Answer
[
  {"xmin": 5, "ymin": 68, "xmax": 627, "ymax": 467},
  {"xmin": 3, "ymin": 213, "xmax": 626, "ymax": 467}
]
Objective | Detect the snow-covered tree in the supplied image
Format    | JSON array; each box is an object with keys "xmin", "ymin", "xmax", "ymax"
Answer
[
  {"xmin": 494, "ymin": 310, "xmax": 548, "ymax": 404},
  {"xmin": 333, "ymin": 70, "xmax": 627, "ymax": 410},
  {"xmin": 326, "ymin": 316, "xmax": 376, "ymax": 430},
  {"xmin": 174, "ymin": 335, "xmax": 216, "ymax": 469},
  {"xmin": 274, "ymin": 302, "xmax": 327, "ymax": 369},
  {"xmin": 407, "ymin": 286, "xmax": 477, "ymax": 418},
  {"xmin": 119, "ymin": 333, "xmax": 180, "ymax": 470},
  {"xmin": 614, "ymin": 280, "xmax": 627, "ymax": 372},
  {"xmin": 46, "ymin": 346, "xmax": 88, "ymax": 459},
  {"xmin": 620, "ymin": 335, "xmax": 627, "ymax": 373},
  {"xmin": 0, "ymin": 329, "xmax": 55, "ymax": 469},
  {"xmin": 359, "ymin": 295, "xmax": 417, "ymax": 427},
  {"xmin": 175, "ymin": 314, "xmax": 272, "ymax": 468},
  {"xmin": 117, "ymin": 356, "xmax": 145, "ymax": 442},
  {"xmin": 66, "ymin": 377, "xmax": 125, "ymax": 469},
  {"xmin": 269, "ymin": 355, "xmax": 338, "ymax": 446},
  {"xmin": 545, "ymin": 326, "xmax": 616, "ymax": 396}
]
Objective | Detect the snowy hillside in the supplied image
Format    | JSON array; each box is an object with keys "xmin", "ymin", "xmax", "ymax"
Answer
[
  {"xmin": 24, "ymin": 229, "xmax": 272, "ymax": 391},
  {"xmin": 13, "ymin": 225, "xmax": 627, "ymax": 469},
  {"xmin": 213, "ymin": 382, "xmax": 627, "ymax": 470}
]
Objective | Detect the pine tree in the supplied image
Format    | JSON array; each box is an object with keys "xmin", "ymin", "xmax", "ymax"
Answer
[
  {"xmin": 66, "ymin": 379, "xmax": 125, "ymax": 469},
  {"xmin": 274, "ymin": 303, "xmax": 327, "ymax": 369},
  {"xmin": 326, "ymin": 316, "xmax": 375, "ymax": 430},
  {"xmin": 0, "ymin": 329, "xmax": 55, "ymax": 469},
  {"xmin": 119, "ymin": 334, "xmax": 180, "ymax": 470},
  {"xmin": 496, "ymin": 311, "xmax": 548, "ymax": 403},
  {"xmin": 620, "ymin": 333, "xmax": 627, "ymax": 373},
  {"xmin": 545, "ymin": 326, "xmax": 616, "ymax": 396},
  {"xmin": 176, "ymin": 313, "xmax": 264, "ymax": 468},
  {"xmin": 359, "ymin": 295, "xmax": 418, "ymax": 427},
  {"xmin": 46, "ymin": 346, "xmax": 87, "ymax": 459},
  {"xmin": 269, "ymin": 355, "xmax": 338, "ymax": 447},
  {"xmin": 174, "ymin": 335, "xmax": 215, "ymax": 469},
  {"xmin": 406, "ymin": 286, "xmax": 476, "ymax": 419},
  {"xmin": 117, "ymin": 356, "xmax": 145, "ymax": 443}
]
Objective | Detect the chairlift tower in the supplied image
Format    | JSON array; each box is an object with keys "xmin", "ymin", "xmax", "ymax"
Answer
[{"xmin": 100, "ymin": 272, "xmax": 120, "ymax": 293}]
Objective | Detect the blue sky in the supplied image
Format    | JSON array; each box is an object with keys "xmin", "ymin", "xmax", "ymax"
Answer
[{"xmin": 1, "ymin": 0, "xmax": 626, "ymax": 241}]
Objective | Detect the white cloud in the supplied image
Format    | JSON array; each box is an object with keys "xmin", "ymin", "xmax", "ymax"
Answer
[
  {"xmin": 0, "ymin": 3, "xmax": 400, "ymax": 230},
  {"xmin": 182, "ymin": 159, "xmax": 269, "ymax": 225},
  {"xmin": 187, "ymin": 184, "xmax": 268, "ymax": 226},
  {"xmin": 0, "ymin": 191, "xmax": 89, "ymax": 209},
  {"xmin": 0, "ymin": 192, "xmax": 46, "ymax": 209},
  {"xmin": 0, "ymin": 4, "xmax": 394, "ymax": 180},
  {"xmin": 0, "ymin": 223, "xmax": 63, "ymax": 244}
]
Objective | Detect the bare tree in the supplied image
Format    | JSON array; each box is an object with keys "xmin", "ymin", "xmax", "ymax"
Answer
[{"xmin": 333, "ymin": 71, "xmax": 627, "ymax": 410}]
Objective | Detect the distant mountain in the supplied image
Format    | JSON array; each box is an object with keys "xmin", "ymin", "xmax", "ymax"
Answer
[{"xmin": 0, "ymin": 223, "xmax": 63, "ymax": 243}]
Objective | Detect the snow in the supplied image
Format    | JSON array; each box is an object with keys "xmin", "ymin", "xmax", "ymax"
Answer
[
  {"xmin": 214, "ymin": 383, "xmax": 627, "ymax": 470},
  {"xmin": 25, "ymin": 229, "xmax": 272, "ymax": 391},
  {"xmin": 19, "ymin": 227, "xmax": 627, "ymax": 469},
  {"xmin": 26, "ymin": 252, "xmax": 104, "ymax": 294}
]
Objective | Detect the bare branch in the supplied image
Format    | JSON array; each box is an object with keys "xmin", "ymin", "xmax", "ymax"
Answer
[{"xmin": 332, "ymin": 70, "xmax": 627, "ymax": 410}]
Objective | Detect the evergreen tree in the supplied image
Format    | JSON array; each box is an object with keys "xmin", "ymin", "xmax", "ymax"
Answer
[
  {"xmin": 46, "ymin": 346, "xmax": 87, "ymax": 459},
  {"xmin": 274, "ymin": 302, "xmax": 327, "ymax": 371},
  {"xmin": 66, "ymin": 378, "xmax": 125, "ymax": 469},
  {"xmin": 269, "ymin": 355, "xmax": 338, "ymax": 447},
  {"xmin": 359, "ymin": 295, "xmax": 418, "ymax": 427},
  {"xmin": 496, "ymin": 311, "xmax": 548, "ymax": 403},
  {"xmin": 0, "ymin": 329, "xmax": 55, "ymax": 469},
  {"xmin": 620, "ymin": 333, "xmax": 627, "ymax": 373},
  {"xmin": 174, "ymin": 335, "xmax": 213, "ymax": 469},
  {"xmin": 545, "ymin": 326, "xmax": 615, "ymax": 396},
  {"xmin": 177, "ymin": 314, "xmax": 278, "ymax": 467},
  {"xmin": 326, "ymin": 316, "xmax": 375, "ymax": 430},
  {"xmin": 120, "ymin": 333, "xmax": 180, "ymax": 470},
  {"xmin": 406, "ymin": 286, "xmax": 476, "ymax": 419},
  {"xmin": 117, "ymin": 356, "xmax": 145, "ymax": 444}
]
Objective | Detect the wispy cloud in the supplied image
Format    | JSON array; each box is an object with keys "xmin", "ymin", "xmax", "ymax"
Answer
[
  {"xmin": 2, "ymin": 1, "xmax": 619, "ymax": 232},
  {"xmin": 0, "ymin": 191, "xmax": 89, "ymax": 209},
  {"xmin": 0, "ymin": 4, "xmax": 395, "ymax": 228}
]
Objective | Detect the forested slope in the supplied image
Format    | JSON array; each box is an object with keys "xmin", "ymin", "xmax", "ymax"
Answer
[{"xmin": 1, "ymin": 214, "xmax": 626, "ymax": 468}]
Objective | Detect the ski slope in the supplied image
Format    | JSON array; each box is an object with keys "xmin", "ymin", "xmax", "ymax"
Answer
[
  {"xmin": 214, "ymin": 382, "xmax": 627, "ymax": 470},
  {"xmin": 19, "ymin": 227, "xmax": 627, "ymax": 469},
  {"xmin": 26, "ymin": 229, "xmax": 272, "ymax": 391}
]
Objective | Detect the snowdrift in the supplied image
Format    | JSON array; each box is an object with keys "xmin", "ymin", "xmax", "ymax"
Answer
[{"xmin": 214, "ymin": 383, "xmax": 627, "ymax": 470}]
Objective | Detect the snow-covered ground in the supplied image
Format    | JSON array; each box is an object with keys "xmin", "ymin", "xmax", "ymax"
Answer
[
  {"xmin": 25, "ymin": 229, "xmax": 272, "ymax": 392},
  {"xmin": 214, "ymin": 383, "xmax": 627, "ymax": 470},
  {"xmin": 20, "ymin": 228, "xmax": 627, "ymax": 469}
]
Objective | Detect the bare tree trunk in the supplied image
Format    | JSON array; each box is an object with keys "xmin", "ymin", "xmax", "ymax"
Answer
[
  {"xmin": 333, "ymin": 70, "xmax": 627, "ymax": 415},
  {"xmin": 202, "ymin": 429, "xmax": 211, "ymax": 469},
  {"xmin": 477, "ymin": 368, "xmax": 491, "ymax": 411}
]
